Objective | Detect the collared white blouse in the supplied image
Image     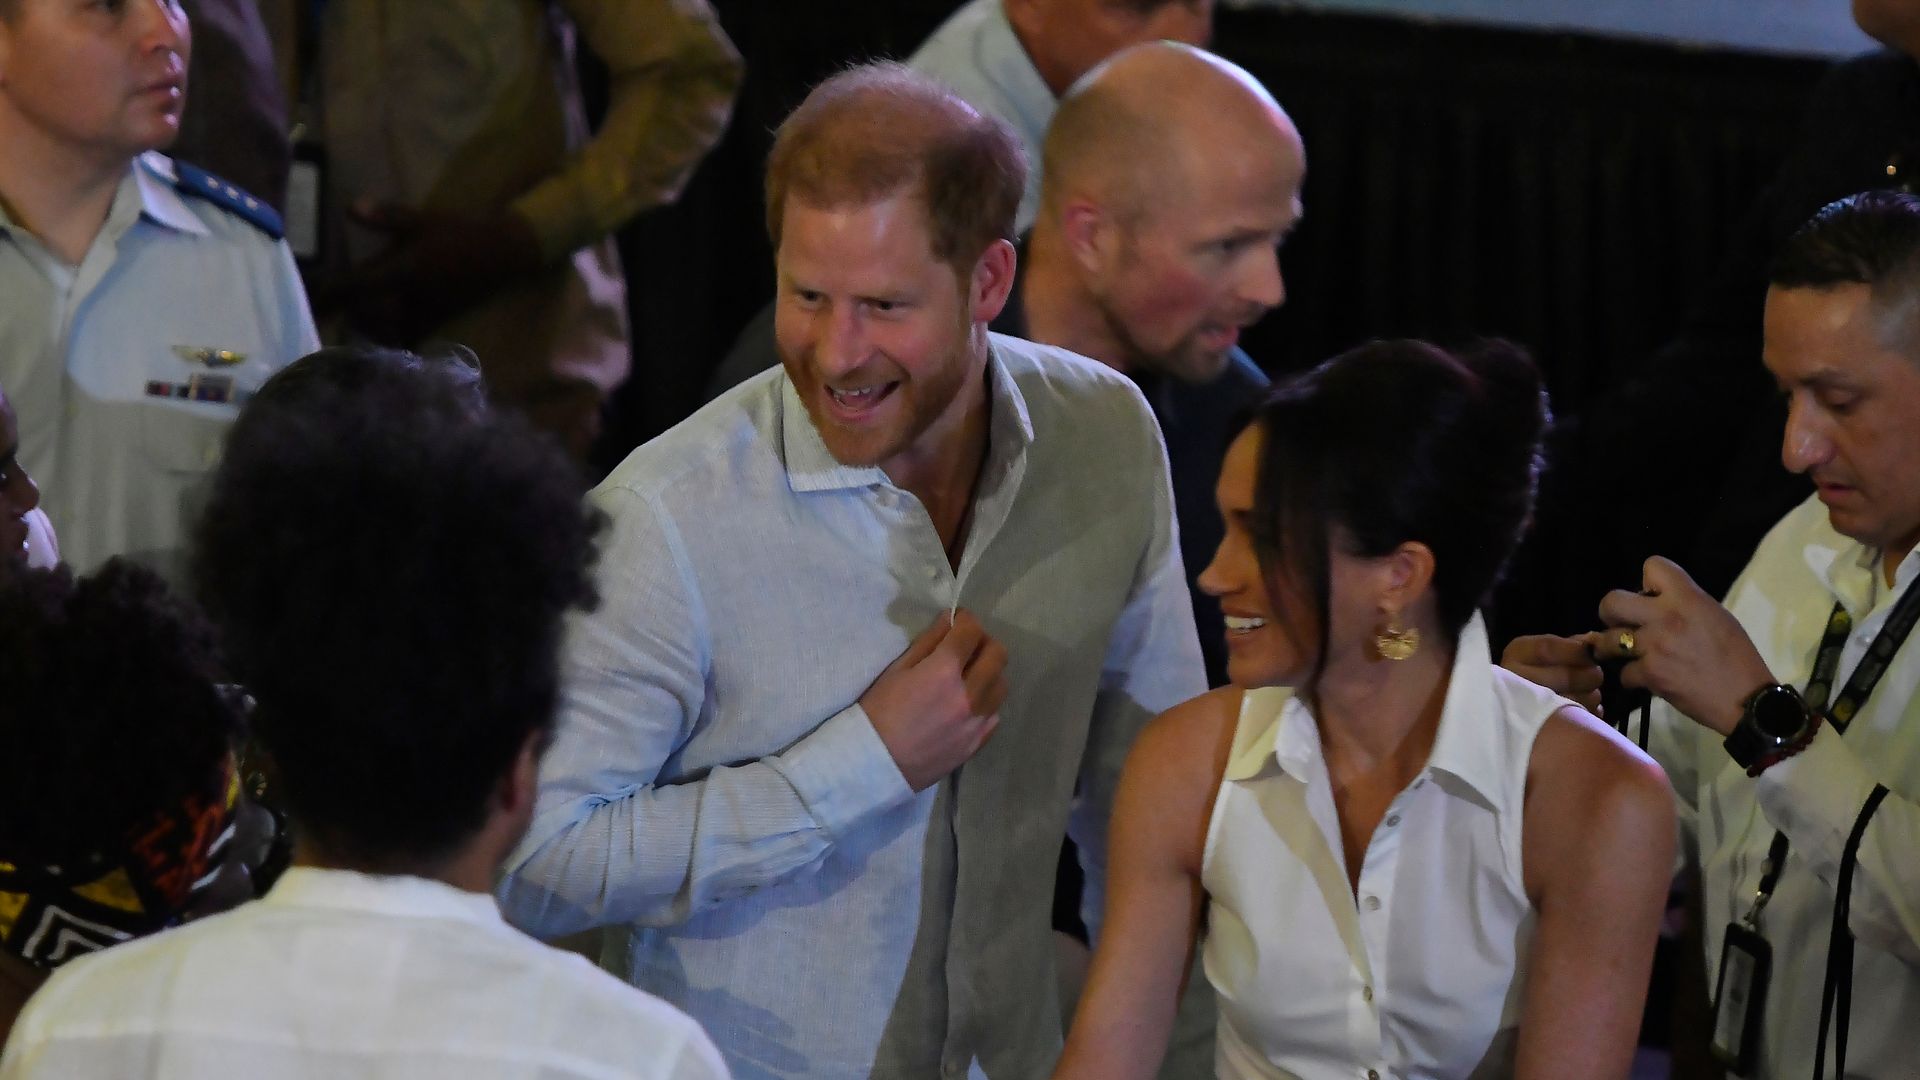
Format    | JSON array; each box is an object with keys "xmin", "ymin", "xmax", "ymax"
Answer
[{"xmin": 1202, "ymin": 615, "xmax": 1564, "ymax": 1080}]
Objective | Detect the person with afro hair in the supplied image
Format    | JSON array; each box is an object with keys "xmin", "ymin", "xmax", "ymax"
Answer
[
  {"xmin": 0, "ymin": 345, "xmax": 728, "ymax": 1080},
  {"xmin": 0, "ymin": 559, "xmax": 265, "ymax": 1044}
]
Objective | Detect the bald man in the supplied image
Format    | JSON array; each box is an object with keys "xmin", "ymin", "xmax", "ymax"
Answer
[
  {"xmin": 1014, "ymin": 42, "xmax": 1302, "ymax": 687},
  {"xmin": 708, "ymin": 42, "xmax": 1303, "ymax": 691}
]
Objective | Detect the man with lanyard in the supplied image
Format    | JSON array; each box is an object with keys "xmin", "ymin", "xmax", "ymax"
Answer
[{"xmin": 1507, "ymin": 191, "xmax": 1920, "ymax": 1078}]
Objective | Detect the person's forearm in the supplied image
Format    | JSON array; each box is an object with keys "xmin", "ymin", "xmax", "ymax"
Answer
[
  {"xmin": 515, "ymin": 0, "xmax": 743, "ymax": 258},
  {"xmin": 498, "ymin": 704, "xmax": 913, "ymax": 935}
]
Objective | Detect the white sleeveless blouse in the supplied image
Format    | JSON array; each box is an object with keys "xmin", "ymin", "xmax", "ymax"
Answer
[{"xmin": 1200, "ymin": 615, "xmax": 1567, "ymax": 1079}]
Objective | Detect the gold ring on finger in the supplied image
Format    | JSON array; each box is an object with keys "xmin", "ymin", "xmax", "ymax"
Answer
[{"xmin": 1616, "ymin": 628, "xmax": 1638, "ymax": 658}]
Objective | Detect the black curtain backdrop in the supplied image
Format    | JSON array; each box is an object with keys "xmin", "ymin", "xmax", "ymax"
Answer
[{"xmin": 1212, "ymin": 11, "xmax": 1826, "ymax": 393}]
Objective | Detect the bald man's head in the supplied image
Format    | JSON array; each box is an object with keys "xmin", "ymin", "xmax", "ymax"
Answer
[
  {"xmin": 1042, "ymin": 42, "xmax": 1298, "ymax": 227},
  {"xmin": 1034, "ymin": 43, "xmax": 1304, "ymax": 382}
]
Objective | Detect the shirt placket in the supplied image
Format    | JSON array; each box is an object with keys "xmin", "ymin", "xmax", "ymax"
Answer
[
  {"xmin": 1349, "ymin": 777, "xmax": 1417, "ymax": 1080},
  {"xmin": 877, "ymin": 484, "xmax": 959, "ymax": 610}
]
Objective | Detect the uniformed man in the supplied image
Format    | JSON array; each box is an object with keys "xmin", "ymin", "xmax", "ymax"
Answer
[{"xmin": 0, "ymin": 0, "xmax": 318, "ymax": 575}]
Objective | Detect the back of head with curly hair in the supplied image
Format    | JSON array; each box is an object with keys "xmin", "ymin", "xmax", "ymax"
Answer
[
  {"xmin": 189, "ymin": 347, "xmax": 601, "ymax": 868},
  {"xmin": 0, "ymin": 560, "xmax": 239, "ymax": 871}
]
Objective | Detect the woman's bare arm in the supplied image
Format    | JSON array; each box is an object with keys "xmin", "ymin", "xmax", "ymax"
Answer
[
  {"xmin": 1515, "ymin": 705, "xmax": 1678, "ymax": 1080},
  {"xmin": 1053, "ymin": 687, "xmax": 1241, "ymax": 1080}
]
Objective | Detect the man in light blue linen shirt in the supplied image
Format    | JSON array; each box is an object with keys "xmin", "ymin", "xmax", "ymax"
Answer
[{"xmin": 499, "ymin": 63, "xmax": 1206, "ymax": 1080}]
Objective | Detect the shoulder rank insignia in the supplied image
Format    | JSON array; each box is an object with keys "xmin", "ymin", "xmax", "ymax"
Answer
[{"xmin": 171, "ymin": 161, "xmax": 285, "ymax": 241}]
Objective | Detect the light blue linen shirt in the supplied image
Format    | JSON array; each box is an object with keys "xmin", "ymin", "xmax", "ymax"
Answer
[
  {"xmin": 499, "ymin": 333, "xmax": 1206, "ymax": 1079},
  {"xmin": 0, "ymin": 152, "xmax": 318, "ymax": 575},
  {"xmin": 907, "ymin": 0, "xmax": 1054, "ymax": 233}
]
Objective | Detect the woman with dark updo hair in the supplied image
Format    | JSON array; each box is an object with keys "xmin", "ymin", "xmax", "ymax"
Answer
[{"xmin": 1055, "ymin": 341, "xmax": 1676, "ymax": 1079}]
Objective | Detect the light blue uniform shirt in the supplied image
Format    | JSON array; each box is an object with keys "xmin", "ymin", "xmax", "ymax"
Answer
[
  {"xmin": 907, "ymin": 0, "xmax": 1055, "ymax": 233},
  {"xmin": 0, "ymin": 152, "xmax": 318, "ymax": 574},
  {"xmin": 500, "ymin": 334, "xmax": 1206, "ymax": 1079}
]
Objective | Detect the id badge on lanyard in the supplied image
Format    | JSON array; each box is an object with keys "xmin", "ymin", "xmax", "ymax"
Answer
[
  {"xmin": 1711, "ymin": 832, "xmax": 1787, "ymax": 1078},
  {"xmin": 1712, "ymin": 916, "xmax": 1773, "ymax": 1075}
]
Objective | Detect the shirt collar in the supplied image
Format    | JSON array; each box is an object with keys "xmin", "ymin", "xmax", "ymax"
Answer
[
  {"xmin": 1223, "ymin": 613, "xmax": 1507, "ymax": 808},
  {"xmin": 0, "ymin": 154, "xmax": 204, "ymax": 245},
  {"xmin": 131, "ymin": 152, "xmax": 211, "ymax": 237},
  {"xmin": 1800, "ymin": 514, "xmax": 1920, "ymax": 619},
  {"xmin": 1420, "ymin": 614, "xmax": 1506, "ymax": 807},
  {"xmin": 976, "ymin": 2, "xmax": 1057, "ymax": 144},
  {"xmin": 778, "ymin": 337, "xmax": 1035, "ymax": 494},
  {"xmin": 262, "ymin": 867, "xmax": 505, "ymax": 929}
]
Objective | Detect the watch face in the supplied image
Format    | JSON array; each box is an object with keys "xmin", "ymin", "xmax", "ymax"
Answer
[{"xmin": 1752, "ymin": 686, "xmax": 1809, "ymax": 740}]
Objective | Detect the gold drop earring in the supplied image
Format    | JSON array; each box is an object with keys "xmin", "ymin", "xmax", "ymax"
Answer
[{"xmin": 1375, "ymin": 612, "xmax": 1420, "ymax": 661}]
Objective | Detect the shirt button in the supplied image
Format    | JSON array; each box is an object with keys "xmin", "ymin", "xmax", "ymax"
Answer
[
  {"xmin": 1362, "ymin": 984, "xmax": 1374, "ymax": 1003},
  {"xmin": 1368, "ymin": 1071, "xmax": 1381, "ymax": 1080},
  {"xmin": 1385, "ymin": 814, "xmax": 1401, "ymax": 828},
  {"xmin": 1412, "ymin": 777, "xmax": 1427, "ymax": 790},
  {"xmin": 1364, "ymin": 895, "xmax": 1381, "ymax": 912}
]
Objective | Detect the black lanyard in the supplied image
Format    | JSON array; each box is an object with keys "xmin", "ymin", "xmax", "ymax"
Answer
[
  {"xmin": 1748, "ymin": 573, "xmax": 1920, "ymax": 1079},
  {"xmin": 1754, "ymin": 574, "xmax": 1920, "ymax": 914}
]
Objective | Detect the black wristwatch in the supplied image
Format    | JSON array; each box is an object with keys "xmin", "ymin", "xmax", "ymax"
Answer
[{"xmin": 1724, "ymin": 683, "xmax": 1818, "ymax": 772}]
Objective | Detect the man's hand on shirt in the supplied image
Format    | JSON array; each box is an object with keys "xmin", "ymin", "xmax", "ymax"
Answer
[
  {"xmin": 316, "ymin": 199, "xmax": 545, "ymax": 346},
  {"xmin": 1501, "ymin": 634, "xmax": 1604, "ymax": 713},
  {"xmin": 1596, "ymin": 556, "xmax": 1774, "ymax": 736},
  {"xmin": 862, "ymin": 610, "xmax": 1007, "ymax": 792}
]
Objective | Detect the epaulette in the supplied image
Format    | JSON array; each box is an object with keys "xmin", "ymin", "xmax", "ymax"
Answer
[{"xmin": 171, "ymin": 160, "xmax": 285, "ymax": 240}]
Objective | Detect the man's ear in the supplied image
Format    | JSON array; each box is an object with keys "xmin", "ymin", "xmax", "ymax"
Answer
[
  {"xmin": 970, "ymin": 237, "xmax": 1018, "ymax": 324},
  {"xmin": 1059, "ymin": 196, "xmax": 1120, "ymax": 280}
]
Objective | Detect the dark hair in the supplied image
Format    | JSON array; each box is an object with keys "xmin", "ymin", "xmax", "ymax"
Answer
[
  {"xmin": 0, "ymin": 560, "xmax": 240, "ymax": 870},
  {"xmin": 1247, "ymin": 339, "xmax": 1549, "ymax": 673},
  {"xmin": 765, "ymin": 62, "xmax": 1026, "ymax": 275},
  {"xmin": 190, "ymin": 347, "xmax": 602, "ymax": 867},
  {"xmin": 1770, "ymin": 190, "xmax": 1920, "ymax": 294}
]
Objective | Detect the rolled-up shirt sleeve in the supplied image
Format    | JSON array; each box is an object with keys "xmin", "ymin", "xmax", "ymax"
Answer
[
  {"xmin": 1757, "ymin": 725, "xmax": 1920, "ymax": 967},
  {"xmin": 511, "ymin": 0, "xmax": 743, "ymax": 260},
  {"xmin": 497, "ymin": 483, "xmax": 914, "ymax": 937}
]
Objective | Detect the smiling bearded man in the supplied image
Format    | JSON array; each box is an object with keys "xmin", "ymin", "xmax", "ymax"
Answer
[{"xmin": 497, "ymin": 62, "xmax": 1206, "ymax": 1080}]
